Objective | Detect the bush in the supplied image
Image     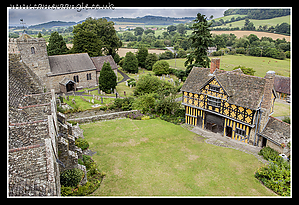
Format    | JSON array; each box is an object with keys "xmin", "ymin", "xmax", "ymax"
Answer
[
  {"xmin": 60, "ymin": 168, "xmax": 84, "ymax": 187},
  {"xmin": 75, "ymin": 137, "xmax": 89, "ymax": 150},
  {"xmin": 134, "ymin": 74, "xmax": 162, "ymax": 96},
  {"xmin": 152, "ymin": 60, "xmax": 170, "ymax": 76},
  {"xmin": 255, "ymin": 146, "xmax": 290, "ymax": 196},
  {"xmin": 114, "ymin": 97, "xmax": 135, "ymax": 111},
  {"xmin": 145, "ymin": 53, "xmax": 158, "ymax": 70}
]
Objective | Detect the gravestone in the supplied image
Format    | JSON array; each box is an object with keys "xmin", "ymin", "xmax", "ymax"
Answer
[
  {"xmin": 91, "ymin": 99, "xmax": 94, "ymax": 104},
  {"xmin": 67, "ymin": 96, "xmax": 69, "ymax": 101},
  {"xmin": 72, "ymin": 98, "xmax": 76, "ymax": 105},
  {"xmin": 101, "ymin": 97, "xmax": 103, "ymax": 104},
  {"xmin": 93, "ymin": 94, "xmax": 95, "ymax": 99},
  {"xmin": 126, "ymin": 81, "xmax": 128, "ymax": 86},
  {"xmin": 130, "ymin": 84, "xmax": 132, "ymax": 88}
]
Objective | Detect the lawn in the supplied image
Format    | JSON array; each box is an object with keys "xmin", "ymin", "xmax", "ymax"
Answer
[
  {"xmin": 64, "ymin": 95, "xmax": 114, "ymax": 111},
  {"xmin": 272, "ymin": 101, "xmax": 290, "ymax": 117},
  {"xmin": 164, "ymin": 55, "xmax": 290, "ymax": 77},
  {"xmin": 80, "ymin": 118, "xmax": 276, "ymax": 196}
]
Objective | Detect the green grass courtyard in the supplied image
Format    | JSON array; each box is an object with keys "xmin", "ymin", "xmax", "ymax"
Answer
[{"xmin": 80, "ymin": 118, "xmax": 276, "ymax": 196}]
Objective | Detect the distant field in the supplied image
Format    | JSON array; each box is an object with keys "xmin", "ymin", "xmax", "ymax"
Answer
[
  {"xmin": 210, "ymin": 30, "xmax": 290, "ymax": 41},
  {"xmin": 117, "ymin": 48, "xmax": 166, "ymax": 58},
  {"xmin": 165, "ymin": 54, "xmax": 290, "ymax": 77},
  {"xmin": 213, "ymin": 15, "xmax": 290, "ymax": 30}
]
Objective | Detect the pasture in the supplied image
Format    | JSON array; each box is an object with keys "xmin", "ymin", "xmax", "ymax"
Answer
[
  {"xmin": 81, "ymin": 118, "xmax": 276, "ymax": 196},
  {"xmin": 165, "ymin": 55, "xmax": 291, "ymax": 77}
]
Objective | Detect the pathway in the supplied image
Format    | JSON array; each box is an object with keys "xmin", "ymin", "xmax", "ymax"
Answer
[
  {"xmin": 117, "ymin": 68, "xmax": 131, "ymax": 84},
  {"xmin": 191, "ymin": 126, "xmax": 268, "ymax": 164}
]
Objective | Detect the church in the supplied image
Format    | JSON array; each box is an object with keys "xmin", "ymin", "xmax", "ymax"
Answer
[
  {"xmin": 8, "ymin": 34, "xmax": 117, "ymax": 93},
  {"xmin": 181, "ymin": 58, "xmax": 289, "ymax": 153}
]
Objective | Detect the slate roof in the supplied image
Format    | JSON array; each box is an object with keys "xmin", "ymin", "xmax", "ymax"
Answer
[
  {"xmin": 181, "ymin": 67, "xmax": 266, "ymax": 110},
  {"xmin": 48, "ymin": 53, "xmax": 96, "ymax": 76},
  {"xmin": 91, "ymin": 55, "xmax": 118, "ymax": 72},
  {"xmin": 260, "ymin": 116, "xmax": 290, "ymax": 145},
  {"xmin": 274, "ymin": 75, "xmax": 290, "ymax": 94}
]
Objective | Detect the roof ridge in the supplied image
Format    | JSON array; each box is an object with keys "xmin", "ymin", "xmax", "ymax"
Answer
[{"xmin": 269, "ymin": 115, "xmax": 290, "ymax": 126}]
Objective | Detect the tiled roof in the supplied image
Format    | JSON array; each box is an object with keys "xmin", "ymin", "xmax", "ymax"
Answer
[
  {"xmin": 91, "ymin": 55, "xmax": 118, "ymax": 72},
  {"xmin": 274, "ymin": 75, "xmax": 290, "ymax": 94},
  {"xmin": 181, "ymin": 67, "xmax": 266, "ymax": 110},
  {"xmin": 260, "ymin": 116, "xmax": 290, "ymax": 145},
  {"xmin": 48, "ymin": 53, "xmax": 96, "ymax": 76}
]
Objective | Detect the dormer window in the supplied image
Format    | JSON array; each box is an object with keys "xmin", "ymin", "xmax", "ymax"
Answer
[{"xmin": 31, "ymin": 47, "xmax": 35, "ymax": 54}]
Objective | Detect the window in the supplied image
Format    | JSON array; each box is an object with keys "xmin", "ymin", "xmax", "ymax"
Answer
[
  {"xmin": 207, "ymin": 96, "xmax": 221, "ymax": 108},
  {"xmin": 74, "ymin": 75, "xmax": 79, "ymax": 83},
  {"xmin": 236, "ymin": 128, "xmax": 246, "ymax": 136},
  {"xmin": 31, "ymin": 47, "xmax": 35, "ymax": 54},
  {"xmin": 87, "ymin": 73, "xmax": 91, "ymax": 80},
  {"xmin": 209, "ymin": 85, "xmax": 220, "ymax": 92}
]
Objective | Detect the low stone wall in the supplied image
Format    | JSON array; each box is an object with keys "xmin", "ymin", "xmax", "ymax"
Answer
[{"xmin": 67, "ymin": 110, "xmax": 139, "ymax": 124}]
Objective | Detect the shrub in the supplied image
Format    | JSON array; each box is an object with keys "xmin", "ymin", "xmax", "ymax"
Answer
[
  {"xmin": 145, "ymin": 53, "xmax": 158, "ymax": 70},
  {"xmin": 152, "ymin": 60, "xmax": 170, "ymax": 76},
  {"xmin": 134, "ymin": 74, "xmax": 162, "ymax": 96},
  {"xmin": 60, "ymin": 168, "xmax": 84, "ymax": 187},
  {"xmin": 75, "ymin": 137, "xmax": 89, "ymax": 150},
  {"xmin": 141, "ymin": 115, "xmax": 150, "ymax": 120}
]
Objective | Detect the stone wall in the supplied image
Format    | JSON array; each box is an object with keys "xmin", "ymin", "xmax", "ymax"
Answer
[
  {"xmin": 67, "ymin": 110, "xmax": 139, "ymax": 124},
  {"xmin": 47, "ymin": 70, "xmax": 97, "ymax": 93}
]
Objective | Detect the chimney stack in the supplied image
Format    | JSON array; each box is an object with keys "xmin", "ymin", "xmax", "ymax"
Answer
[
  {"xmin": 261, "ymin": 71, "xmax": 275, "ymax": 110},
  {"xmin": 210, "ymin": 58, "xmax": 220, "ymax": 74}
]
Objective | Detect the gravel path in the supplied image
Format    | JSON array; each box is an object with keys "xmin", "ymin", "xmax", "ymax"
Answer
[{"xmin": 191, "ymin": 126, "xmax": 268, "ymax": 164}]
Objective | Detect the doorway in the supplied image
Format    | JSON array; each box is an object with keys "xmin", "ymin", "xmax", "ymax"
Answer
[
  {"xmin": 66, "ymin": 81, "xmax": 75, "ymax": 92},
  {"xmin": 226, "ymin": 126, "xmax": 232, "ymax": 138}
]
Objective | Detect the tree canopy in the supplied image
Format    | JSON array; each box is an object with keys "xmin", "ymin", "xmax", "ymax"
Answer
[
  {"xmin": 72, "ymin": 17, "xmax": 122, "ymax": 57},
  {"xmin": 47, "ymin": 31, "xmax": 69, "ymax": 56}
]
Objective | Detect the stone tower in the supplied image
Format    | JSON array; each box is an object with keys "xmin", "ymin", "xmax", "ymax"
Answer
[{"xmin": 12, "ymin": 34, "xmax": 52, "ymax": 91}]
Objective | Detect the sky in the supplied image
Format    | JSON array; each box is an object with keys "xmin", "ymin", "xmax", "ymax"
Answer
[{"xmin": 8, "ymin": 7, "xmax": 228, "ymax": 26}]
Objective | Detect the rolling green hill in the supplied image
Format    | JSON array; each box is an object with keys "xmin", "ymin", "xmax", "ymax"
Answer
[{"xmin": 212, "ymin": 15, "xmax": 290, "ymax": 29}]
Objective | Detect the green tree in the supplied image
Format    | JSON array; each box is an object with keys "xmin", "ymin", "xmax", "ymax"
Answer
[
  {"xmin": 72, "ymin": 17, "xmax": 122, "ymax": 57},
  {"xmin": 167, "ymin": 25, "xmax": 177, "ymax": 34},
  {"xmin": 37, "ymin": 32, "xmax": 42, "ymax": 38},
  {"xmin": 123, "ymin": 51, "xmax": 138, "ymax": 74},
  {"xmin": 233, "ymin": 65, "xmax": 256, "ymax": 76},
  {"xmin": 176, "ymin": 23, "xmax": 186, "ymax": 35},
  {"xmin": 134, "ymin": 27, "xmax": 144, "ymax": 36},
  {"xmin": 145, "ymin": 53, "xmax": 158, "ymax": 70},
  {"xmin": 98, "ymin": 62, "xmax": 117, "ymax": 93},
  {"xmin": 134, "ymin": 74, "xmax": 162, "ymax": 96},
  {"xmin": 136, "ymin": 47, "xmax": 148, "ymax": 68},
  {"xmin": 152, "ymin": 61, "xmax": 170, "ymax": 76},
  {"xmin": 47, "ymin": 31, "xmax": 69, "ymax": 56},
  {"xmin": 184, "ymin": 13, "xmax": 213, "ymax": 76},
  {"xmin": 72, "ymin": 30, "xmax": 102, "ymax": 57}
]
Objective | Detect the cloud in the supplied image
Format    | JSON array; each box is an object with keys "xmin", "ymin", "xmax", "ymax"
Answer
[{"xmin": 8, "ymin": 7, "xmax": 228, "ymax": 26}]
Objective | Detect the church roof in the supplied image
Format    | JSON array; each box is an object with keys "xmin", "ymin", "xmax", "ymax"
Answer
[
  {"xmin": 90, "ymin": 55, "xmax": 118, "ymax": 72},
  {"xmin": 181, "ymin": 67, "xmax": 266, "ymax": 110},
  {"xmin": 48, "ymin": 53, "xmax": 96, "ymax": 76}
]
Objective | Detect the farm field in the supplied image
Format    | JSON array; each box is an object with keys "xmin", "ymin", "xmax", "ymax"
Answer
[
  {"xmin": 117, "ymin": 48, "xmax": 166, "ymax": 58},
  {"xmin": 165, "ymin": 55, "xmax": 291, "ymax": 77},
  {"xmin": 81, "ymin": 118, "xmax": 276, "ymax": 196},
  {"xmin": 210, "ymin": 30, "xmax": 290, "ymax": 41},
  {"xmin": 212, "ymin": 15, "xmax": 290, "ymax": 30}
]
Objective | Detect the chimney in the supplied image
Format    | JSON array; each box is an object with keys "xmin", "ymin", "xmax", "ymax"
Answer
[
  {"xmin": 210, "ymin": 58, "xmax": 220, "ymax": 74},
  {"xmin": 261, "ymin": 71, "xmax": 275, "ymax": 110}
]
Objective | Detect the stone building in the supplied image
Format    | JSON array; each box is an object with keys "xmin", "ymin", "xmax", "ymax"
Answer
[
  {"xmin": 181, "ymin": 58, "xmax": 290, "ymax": 150},
  {"xmin": 8, "ymin": 34, "xmax": 110, "ymax": 93},
  {"xmin": 8, "ymin": 53, "xmax": 87, "ymax": 196},
  {"xmin": 47, "ymin": 53, "xmax": 97, "ymax": 92}
]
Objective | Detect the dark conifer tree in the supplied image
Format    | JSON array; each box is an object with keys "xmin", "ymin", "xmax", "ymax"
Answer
[{"xmin": 98, "ymin": 62, "xmax": 117, "ymax": 93}]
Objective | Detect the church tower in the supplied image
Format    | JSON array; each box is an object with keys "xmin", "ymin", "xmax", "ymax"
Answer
[{"xmin": 13, "ymin": 34, "xmax": 52, "ymax": 91}]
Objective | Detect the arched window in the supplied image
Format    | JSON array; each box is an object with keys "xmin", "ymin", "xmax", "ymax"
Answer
[{"xmin": 31, "ymin": 47, "xmax": 35, "ymax": 54}]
